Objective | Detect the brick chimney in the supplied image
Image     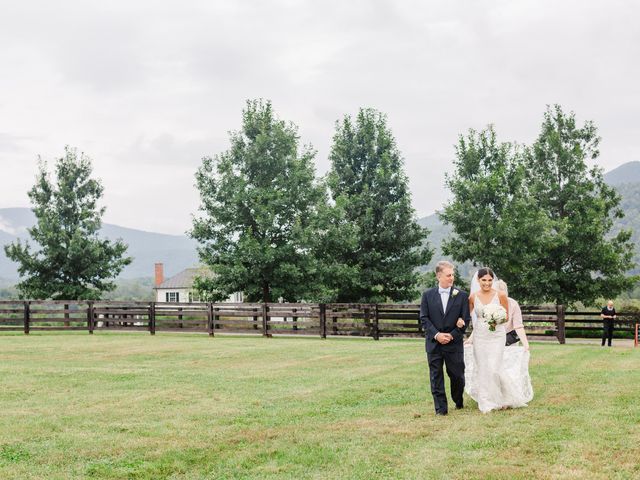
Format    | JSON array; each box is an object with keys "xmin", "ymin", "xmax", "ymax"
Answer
[{"xmin": 154, "ymin": 263, "xmax": 164, "ymax": 286}]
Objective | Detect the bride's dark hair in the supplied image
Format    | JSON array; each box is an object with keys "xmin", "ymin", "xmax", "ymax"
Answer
[{"xmin": 477, "ymin": 267, "xmax": 495, "ymax": 278}]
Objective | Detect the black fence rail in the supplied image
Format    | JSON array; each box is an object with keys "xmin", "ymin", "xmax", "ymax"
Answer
[
  {"xmin": 520, "ymin": 305, "xmax": 561, "ymax": 339},
  {"xmin": 266, "ymin": 303, "xmax": 323, "ymax": 336},
  {"xmin": 0, "ymin": 300, "xmax": 638, "ymax": 345},
  {"xmin": 0, "ymin": 301, "xmax": 26, "ymax": 332},
  {"xmin": 153, "ymin": 302, "xmax": 208, "ymax": 333},
  {"xmin": 93, "ymin": 301, "xmax": 151, "ymax": 333}
]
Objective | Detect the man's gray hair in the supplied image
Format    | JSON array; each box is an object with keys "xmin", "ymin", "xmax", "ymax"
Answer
[
  {"xmin": 435, "ymin": 260, "xmax": 454, "ymax": 274},
  {"xmin": 495, "ymin": 280, "xmax": 508, "ymax": 295}
]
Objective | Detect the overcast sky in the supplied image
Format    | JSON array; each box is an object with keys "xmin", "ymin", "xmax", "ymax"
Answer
[{"xmin": 1, "ymin": 0, "xmax": 638, "ymax": 235}]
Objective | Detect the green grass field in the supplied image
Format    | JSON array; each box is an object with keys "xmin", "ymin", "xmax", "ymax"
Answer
[{"xmin": 0, "ymin": 333, "xmax": 638, "ymax": 479}]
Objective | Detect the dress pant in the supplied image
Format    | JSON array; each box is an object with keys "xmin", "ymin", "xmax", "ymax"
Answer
[
  {"xmin": 427, "ymin": 348, "xmax": 465, "ymax": 413},
  {"xmin": 602, "ymin": 320, "xmax": 614, "ymax": 346}
]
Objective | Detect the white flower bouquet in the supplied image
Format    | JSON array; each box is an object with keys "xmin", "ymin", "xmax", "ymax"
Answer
[{"xmin": 480, "ymin": 303, "xmax": 507, "ymax": 331}]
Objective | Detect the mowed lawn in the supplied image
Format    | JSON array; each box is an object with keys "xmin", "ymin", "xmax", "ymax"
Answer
[{"xmin": 0, "ymin": 333, "xmax": 638, "ymax": 480}]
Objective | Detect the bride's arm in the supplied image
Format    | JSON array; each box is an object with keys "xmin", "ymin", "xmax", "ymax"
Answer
[{"xmin": 463, "ymin": 294, "xmax": 474, "ymax": 344}]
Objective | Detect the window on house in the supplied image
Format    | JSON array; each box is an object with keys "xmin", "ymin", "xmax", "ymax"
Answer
[{"xmin": 166, "ymin": 292, "xmax": 179, "ymax": 302}]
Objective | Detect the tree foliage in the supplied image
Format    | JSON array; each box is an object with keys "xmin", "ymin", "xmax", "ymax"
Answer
[
  {"xmin": 525, "ymin": 105, "xmax": 636, "ymax": 305},
  {"xmin": 440, "ymin": 126, "xmax": 549, "ymax": 301},
  {"xmin": 4, "ymin": 147, "xmax": 131, "ymax": 300},
  {"xmin": 191, "ymin": 100, "xmax": 334, "ymax": 302},
  {"xmin": 441, "ymin": 106, "xmax": 636, "ymax": 306},
  {"xmin": 327, "ymin": 108, "xmax": 432, "ymax": 302}
]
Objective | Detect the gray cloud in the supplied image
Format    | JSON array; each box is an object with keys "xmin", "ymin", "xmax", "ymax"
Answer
[
  {"xmin": 0, "ymin": 133, "xmax": 38, "ymax": 153},
  {"xmin": 1, "ymin": 0, "xmax": 638, "ymax": 233}
]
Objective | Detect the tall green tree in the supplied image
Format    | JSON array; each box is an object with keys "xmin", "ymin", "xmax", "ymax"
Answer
[
  {"xmin": 525, "ymin": 105, "xmax": 635, "ymax": 305},
  {"xmin": 441, "ymin": 107, "xmax": 636, "ymax": 306},
  {"xmin": 191, "ymin": 99, "xmax": 334, "ymax": 303},
  {"xmin": 327, "ymin": 108, "xmax": 432, "ymax": 303},
  {"xmin": 4, "ymin": 147, "xmax": 131, "ymax": 300},
  {"xmin": 440, "ymin": 126, "xmax": 550, "ymax": 301}
]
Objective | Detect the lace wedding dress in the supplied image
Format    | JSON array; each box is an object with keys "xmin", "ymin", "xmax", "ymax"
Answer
[{"xmin": 464, "ymin": 293, "xmax": 533, "ymax": 413}]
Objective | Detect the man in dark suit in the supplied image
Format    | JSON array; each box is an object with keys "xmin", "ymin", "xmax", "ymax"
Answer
[{"xmin": 420, "ymin": 260, "xmax": 471, "ymax": 415}]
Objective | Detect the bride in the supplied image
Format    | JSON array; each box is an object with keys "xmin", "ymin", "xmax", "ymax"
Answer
[{"xmin": 463, "ymin": 267, "xmax": 533, "ymax": 413}]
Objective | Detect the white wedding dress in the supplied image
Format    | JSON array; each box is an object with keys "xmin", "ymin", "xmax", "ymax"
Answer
[{"xmin": 464, "ymin": 293, "xmax": 533, "ymax": 413}]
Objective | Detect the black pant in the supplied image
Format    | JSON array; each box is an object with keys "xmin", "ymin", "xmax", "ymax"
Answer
[
  {"xmin": 427, "ymin": 348, "xmax": 465, "ymax": 413},
  {"xmin": 602, "ymin": 320, "xmax": 614, "ymax": 346}
]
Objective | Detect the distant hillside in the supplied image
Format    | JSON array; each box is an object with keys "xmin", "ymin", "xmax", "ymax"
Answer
[
  {"xmin": 0, "ymin": 208, "xmax": 199, "ymax": 280},
  {"xmin": 2, "ymin": 162, "xmax": 638, "ymax": 285},
  {"xmin": 417, "ymin": 213, "xmax": 451, "ymax": 264},
  {"xmin": 604, "ymin": 161, "xmax": 640, "ymax": 186},
  {"xmin": 417, "ymin": 214, "xmax": 476, "ymax": 279},
  {"xmin": 610, "ymin": 181, "xmax": 640, "ymax": 274}
]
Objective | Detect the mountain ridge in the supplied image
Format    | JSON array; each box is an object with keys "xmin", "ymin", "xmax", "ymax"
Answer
[
  {"xmin": 603, "ymin": 161, "xmax": 640, "ymax": 186},
  {"xmin": 2, "ymin": 162, "xmax": 638, "ymax": 282},
  {"xmin": 0, "ymin": 208, "xmax": 199, "ymax": 280}
]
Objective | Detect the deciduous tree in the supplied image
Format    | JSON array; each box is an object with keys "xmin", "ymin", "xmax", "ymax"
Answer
[
  {"xmin": 327, "ymin": 108, "xmax": 432, "ymax": 302},
  {"xmin": 441, "ymin": 107, "xmax": 636, "ymax": 306},
  {"xmin": 191, "ymin": 100, "xmax": 334, "ymax": 302},
  {"xmin": 525, "ymin": 105, "xmax": 635, "ymax": 305},
  {"xmin": 440, "ymin": 126, "xmax": 548, "ymax": 301},
  {"xmin": 4, "ymin": 147, "xmax": 131, "ymax": 300}
]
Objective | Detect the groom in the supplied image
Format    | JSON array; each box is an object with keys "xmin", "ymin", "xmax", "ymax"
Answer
[{"xmin": 420, "ymin": 260, "xmax": 470, "ymax": 415}]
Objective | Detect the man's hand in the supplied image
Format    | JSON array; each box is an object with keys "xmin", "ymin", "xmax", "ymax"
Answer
[{"xmin": 436, "ymin": 332, "xmax": 453, "ymax": 344}]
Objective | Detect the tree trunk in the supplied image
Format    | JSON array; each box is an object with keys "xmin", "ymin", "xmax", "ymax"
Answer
[
  {"xmin": 262, "ymin": 282, "xmax": 271, "ymax": 303},
  {"xmin": 556, "ymin": 303, "xmax": 566, "ymax": 344}
]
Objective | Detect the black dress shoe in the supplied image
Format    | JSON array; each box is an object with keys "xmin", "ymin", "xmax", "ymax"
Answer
[
  {"xmin": 455, "ymin": 404, "xmax": 464, "ymax": 410},
  {"xmin": 435, "ymin": 411, "xmax": 448, "ymax": 416}
]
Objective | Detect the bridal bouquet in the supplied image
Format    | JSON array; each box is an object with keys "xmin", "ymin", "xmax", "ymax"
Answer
[{"xmin": 480, "ymin": 304, "xmax": 507, "ymax": 331}]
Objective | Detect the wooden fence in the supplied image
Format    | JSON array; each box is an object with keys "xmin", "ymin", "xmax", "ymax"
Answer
[{"xmin": 0, "ymin": 300, "xmax": 638, "ymax": 345}]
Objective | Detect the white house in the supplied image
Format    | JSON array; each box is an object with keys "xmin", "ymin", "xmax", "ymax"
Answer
[{"xmin": 153, "ymin": 263, "xmax": 243, "ymax": 303}]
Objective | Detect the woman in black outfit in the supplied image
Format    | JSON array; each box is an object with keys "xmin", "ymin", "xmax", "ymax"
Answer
[{"xmin": 600, "ymin": 300, "xmax": 616, "ymax": 347}]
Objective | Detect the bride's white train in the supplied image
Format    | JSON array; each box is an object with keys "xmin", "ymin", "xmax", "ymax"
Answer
[{"xmin": 464, "ymin": 344, "xmax": 533, "ymax": 413}]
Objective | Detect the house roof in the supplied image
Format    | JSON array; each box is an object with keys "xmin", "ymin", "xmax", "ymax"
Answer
[{"xmin": 155, "ymin": 267, "xmax": 213, "ymax": 289}]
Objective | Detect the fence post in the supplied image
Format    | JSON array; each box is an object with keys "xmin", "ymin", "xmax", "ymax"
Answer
[
  {"xmin": 332, "ymin": 307, "xmax": 338, "ymax": 335},
  {"xmin": 23, "ymin": 301, "xmax": 30, "ymax": 335},
  {"xmin": 64, "ymin": 303, "xmax": 70, "ymax": 327},
  {"xmin": 214, "ymin": 305, "xmax": 220, "ymax": 331},
  {"xmin": 262, "ymin": 303, "xmax": 270, "ymax": 337},
  {"xmin": 149, "ymin": 302, "xmax": 156, "ymax": 335},
  {"xmin": 87, "ymin": 301, "xmax": 94, "ymax": 334},
  {"xmin": 319, "ymin": 303, "xmax": 326, "ymax": 339},
  {"xmin": 373, "ymin": 304, "xmax": 380, "ymax": 341},
  {"xmin": 635, "ymin": 321, "xmax": 638, "ymax": 348},
  {"xmin": 364, "ymin": 306, "xmax": 371, "ymax": 339},
  {"xmin": 207, "ymin": 302, "xmax": 214, "ymax": 337},
  {"xmin": 556, "ymin": 304, "xmax": 566, "ymax": 344}
]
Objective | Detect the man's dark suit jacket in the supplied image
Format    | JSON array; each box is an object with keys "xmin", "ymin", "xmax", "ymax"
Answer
[{"xmin": 419, "ymin": 286, "xmax": 471, "ymax": 354}]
